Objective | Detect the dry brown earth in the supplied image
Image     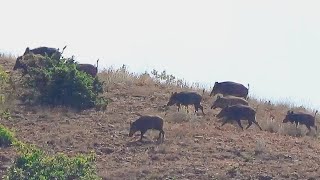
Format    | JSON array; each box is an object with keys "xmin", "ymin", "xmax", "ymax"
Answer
[{"xmin": 1, "ymin": 56, "xmax": 320, "ymax": 180}]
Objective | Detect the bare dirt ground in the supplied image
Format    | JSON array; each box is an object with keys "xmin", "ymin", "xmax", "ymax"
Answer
[{"xmin": 1, "ymin": 57, "xmax": 320, "ymax": 180}]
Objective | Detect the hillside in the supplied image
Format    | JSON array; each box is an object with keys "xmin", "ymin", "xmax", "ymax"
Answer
[{"xmin": 1, "ymin": 55, "xmax": 320, "ymax": 180}]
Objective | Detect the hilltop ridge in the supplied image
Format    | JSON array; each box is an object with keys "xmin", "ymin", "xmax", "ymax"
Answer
[{"xmin": 1, "ymin": 54, "xmax": 320, "ymax": 179}]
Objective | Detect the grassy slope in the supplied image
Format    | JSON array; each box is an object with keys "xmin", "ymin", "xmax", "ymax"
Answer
[{"xmin": 1, "ymin": 55, "xmax": 320, "ymax": 179}]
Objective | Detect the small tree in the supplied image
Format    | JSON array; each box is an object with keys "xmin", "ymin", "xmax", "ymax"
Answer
[{"xmin": 18, "ymin": 54, "xmax": 106, "ymax": 110}]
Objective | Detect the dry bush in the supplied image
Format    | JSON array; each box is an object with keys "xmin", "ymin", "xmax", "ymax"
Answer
[
  {"xmin": 98, "ymin": 65, "xmax": 137, "ymax": 87},
  {"xmin": 135, "ymin": 73, "xmax": 155, "ymax": 86},
  {"xmin": 0, "ymin": 54, "xmax": 16, "ymax": 71},
  {"xmin": 254, "ymin": 138, "xmax": 267, "ymax": 155},
  {"xmin": 165, "ymin": 109, "xmax": 199, "ymax": 123},
  {"xmin": 279, "ymin": 123, "xmax": 306, "ymax": 137},
  {"xmin": 261, "ymin": 118, "xmax": 280, "ymax": 133}
]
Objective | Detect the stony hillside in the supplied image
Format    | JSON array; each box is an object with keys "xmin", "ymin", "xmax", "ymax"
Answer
[{"xmin": 1, "ymin": 55, "xmax": 320, "ymax": 180}]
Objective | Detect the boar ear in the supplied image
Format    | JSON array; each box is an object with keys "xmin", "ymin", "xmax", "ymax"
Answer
[
  {"xmin": 23, "ymin": 47, "xmax": 30, "ymax": 55},
  {"xmin": 214, "ymin": 82, "xmax": 218, "ymax": 85}
]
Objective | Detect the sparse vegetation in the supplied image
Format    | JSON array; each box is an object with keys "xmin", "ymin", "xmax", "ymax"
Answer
[
  {"xmin": 0, "ymin": 65, "xmax": 13, "ymax": 120},
  {"xmin": 254, "ymin": 139, "xmax": 266, "ymax": 155},
  {"xmin": 0, "ymin": 124, "xmax": 16, "ymax": 147},
  {"xmin": 4, "ymin": 141, "xmax": 100, "ymax": 180}
]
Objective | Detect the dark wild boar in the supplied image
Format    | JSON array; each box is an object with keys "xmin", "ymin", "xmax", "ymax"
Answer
[
  {"xmin": 13, "ymin": 46, "xmax": 67, "ymax": 71},
  {"xmin": 77, "ymin": 59, "xmax": 99, "ymax": 77},
  {"xmin": 13, "ymin": 55, "xmax": 26, "ymax": 71},
  {"xmin": 210, "ymin": 81, "xmax": 249, "ymax": 99},
  {"xmin": 13, "ymin": 54, "xmax": 47, "ymax": 74},
  {"xmin": 167, "ymin": 91, "xmax": 205, "ymax": 115},
  {"xmin": 129, "ymin": 115, "xmax": 165, "ymax": 141},
  {"xmin": 211, "ymin": 95, "xmax": 249, "ymax": 109},
  {"xmin": 216, "ymin": 104, "xmax": 262, "ymax": 130},
  {"xmin": 283, "ymin": 110, "xmax": 318, "ymax": 132},
  {"xmin": 23, "ymin": 46, "xmax": 66, "ymax": 59}
]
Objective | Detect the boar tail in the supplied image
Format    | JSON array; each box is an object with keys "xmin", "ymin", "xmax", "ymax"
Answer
[
  {"xmin": 245, "ymin": 83, "xmax": 250, "ymax": 100},
  {"xmin": 96, "ymin": 59, "xmax": 99, "ymax": 71},
  {"xmin": 61, "ymin": 45, "xmax": 67, "ymax": 54}
]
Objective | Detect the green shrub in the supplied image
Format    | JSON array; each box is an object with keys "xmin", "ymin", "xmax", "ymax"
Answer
[
  {"xmin": 0, "ymin": 65, "xmax": 12, "ymax": 120},
  {"xmin": 0, "ymin": 124, "xmax": 16, "ymax": 147},
  {"xmin": 19, "ymin": 55, "xmax": 106, "ymax": 110},
  {"xmin": 95, "ymin": 96, "xmax": 110, "ymax": 111},
  {"xmin": 5, "ymin": 142, "xmax": 101, "ymax": 180}
]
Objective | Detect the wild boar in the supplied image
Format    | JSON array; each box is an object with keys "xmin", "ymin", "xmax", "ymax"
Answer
[
  {"xmin": 167, "ymin": 91, "xmax": 205, "ymax": 115},
  {"xmin": 216, "ymin": 104, "xmax": 262, "ymax": 130},
  {"xmin": 23, "ymin": 46, "xmax": 66, "ymax": 59},
  {"xmin": 13, "ymin": 46, "xmax": 67, "ymax": 72},
  {"xmin": 77, "ymin": 59, "xmax": 99, "ymax": 77},
  {"xmin": 210, "ymin": 81, "xmax": 249, "ymax": 99},
  {"xmin": 211, "ymin": 95, "xmax": 249, "ymax": 109},
  {"xmin": 282, "ymin": 110, "xmax": 318, "ymax": 132},
  {"xmin": 13, "ymin": 54, "xmax": 46, "ymax": 74},
  {"xmin": 13, "ymin": 55, "xmax": 26, "ymax": 71},
  {"xmin": 129, "ymin": 115, "xmax": 165, "ymax": 141}
]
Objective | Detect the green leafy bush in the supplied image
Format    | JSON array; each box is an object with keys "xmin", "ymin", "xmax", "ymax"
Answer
[
  {"xmin": 5, "ymin": 142, "xmax": 101, "ymax": 180},
  {"xmin": 0, "ymin": 124, "xmax": 16, "ymax": 147},
  {"xmin": 95, "ymin": 96, "xmax": 110, "ymax": 111},
  {"xmin": 18, "ymin": 54, "xmax": 106, "ymax": 110}
]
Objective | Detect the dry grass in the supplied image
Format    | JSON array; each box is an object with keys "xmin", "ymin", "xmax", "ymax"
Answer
[{"xmin": 1, "ymin": 54, "xmax": 320, "ymax": 179}]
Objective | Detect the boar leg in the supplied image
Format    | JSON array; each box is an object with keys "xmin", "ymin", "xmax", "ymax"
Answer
[
  {"xmin": 306, "ymin": 125, "xmax": 312, "ymax": 132},
  {"xmin": 236, "ymin": 119, "xmax": 244, "ymax": 130},
  {"xmin": 246, "ymin": 121, "xmax": 253, "ymax": 129},
  {"xmin": 253, "ymin": 121, "xmax": 263, "ymax": 131},
  {"xmin": 221, "ymin": 119, "xmax": 229, "ymax": 127},
  {"xmin": 193, "ymin": 104, "xmax": 198, "ymax": 115},
  {"xmin": 194, "ymin": 104, "xmax": 205, "ymax": 115},
  {"xmin": 199, "ymin": 105, "xmax": 205, "ymax": 115},
  {"xmin": 162, "ymin": 130, "xmax": 165, "ymax": 139},
  {"xmin": 140, "ymin": 130, "xmax": 147, "ymax": 141},
  {"xmin": 158, "ymin": 129, "xmax": 165, "ymax": 141}
]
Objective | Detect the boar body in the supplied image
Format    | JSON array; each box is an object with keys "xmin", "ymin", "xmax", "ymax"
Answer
[
  {"xmin": 211, "ymin": 95, "xmax": 249, "ymax": 109},
  {"xmin": 129, "ymin": 115, "xmax": 165, "ymax": 141},
  {"xmin": 167, "ymin": 91, "xmax": 205, "ymax": 115},
  {"xmin": 210, "ymin": 81, "xmax": 249, "ymax": 99},
  {"xmin": 283, "ymin": 110, "xmax": 318, "ymax": 132},
  {"xmin": 216, "ymin": 104, "xmax": 262, "ymax": 130}
]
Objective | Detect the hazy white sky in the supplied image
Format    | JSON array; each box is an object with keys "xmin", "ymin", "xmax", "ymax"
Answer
[{"xmin": 1, "ymin": 0, "xmax": 320, "ymax": 109}]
